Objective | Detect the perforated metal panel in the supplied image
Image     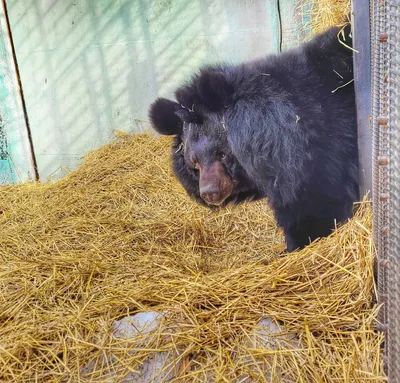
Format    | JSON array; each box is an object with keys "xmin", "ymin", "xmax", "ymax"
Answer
[
  {"xmin": 372, "ymin": 0, "xmax": 389, "ymax": 329},
  {"xmin": 371, "ymin": 0, "xmax": 400, "ymax": 379},
  {"xmin": 387, "ymin": 1, "xmax": 400, "ymax": 380}
]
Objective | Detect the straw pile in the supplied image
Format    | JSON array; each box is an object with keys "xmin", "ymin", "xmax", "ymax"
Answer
[
  {"xmin": 300, "ymin": 0, "xmax": 351, "ymax": 37},
  {"xmin": 0, "ymin": 133, "xmax": 384, "ymax": 382}
]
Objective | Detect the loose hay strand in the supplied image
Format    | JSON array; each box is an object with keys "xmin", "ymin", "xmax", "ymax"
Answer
[{"xmin": 0, "ymin": 133, "xmax": 384, "ymax": 382}]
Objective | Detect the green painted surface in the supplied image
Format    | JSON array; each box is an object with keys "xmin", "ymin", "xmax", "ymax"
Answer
[
  {"xmin": 0, "ymin": 75, "xmax": 16, "ymax": 184},
  {"xmin": 5, "ymin": 0, "xmax": 304, "ymax": 181},
  {"xmin": 280, "ymin": 0, "xmax": 307, "ymax": 50},
  {"xmin": 0, "ymin": 3, "xmax": 35, "ymax": 184}
]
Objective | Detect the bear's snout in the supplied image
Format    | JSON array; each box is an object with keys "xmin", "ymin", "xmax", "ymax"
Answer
[
  {"xmin": 199, "ymin": 184, "xmax": 221, "ymax": 205},
  {"xmin": 199, "ymin": 162, "xmax": 233, "ymax": 206}
]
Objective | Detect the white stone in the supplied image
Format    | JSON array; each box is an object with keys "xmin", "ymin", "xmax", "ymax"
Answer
[
  {"xmin": 82, "ymin": 314, "xmax": 301, "ymax": 383},
  {"xmin": 112, "ymin": 311, "xmax": 163, "ymax": 340},
  {"xmin": 235, "ymin": 318, "xmax": 301, "ymax": 383},
  {"xmin": 81, "ymin": 311, "xmax": 181, "ymax": 382}
]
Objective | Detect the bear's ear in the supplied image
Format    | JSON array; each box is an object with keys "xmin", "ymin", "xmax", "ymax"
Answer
[
  {"xmin": 197, "ymin": 70, "xmax": 234, "ymax": 112},
  {"xmin": 149, "ymin": 98, "xmax": 183, "ymax": 135}
]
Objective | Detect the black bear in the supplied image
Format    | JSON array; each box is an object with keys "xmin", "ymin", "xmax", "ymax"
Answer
[{"xmin": 149, "ymin": 25, "xmax": 359, "ymax": 252}]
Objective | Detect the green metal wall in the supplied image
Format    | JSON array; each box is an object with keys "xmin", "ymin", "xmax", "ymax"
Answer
[
  {"xmin": 1, "ymin": 0, "xmax": 305, "ymax": 182},
  {"xmin": 0, "ymin": 1, "xmax": 35, "ymax": 183}
]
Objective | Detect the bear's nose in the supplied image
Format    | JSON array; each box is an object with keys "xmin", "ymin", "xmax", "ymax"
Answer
[{"xmin": 200, "ymin": 185, "xmax": 222, "ymax": 205}]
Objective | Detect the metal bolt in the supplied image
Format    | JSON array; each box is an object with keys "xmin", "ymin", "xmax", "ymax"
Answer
[
  {"xmin": 379, "ymin": 193, "xmax": 389, "ymax": 201},
  {"xmin": 378, "ymin": 156, "xmax": 389, "ymax": 166},
  {"xmin": 379, "ymin": 33, "xmax": 388, "ymax": 43},
  {"xmin": 377, "ymin": 117, "xmax": 388, "ymax": 126}
]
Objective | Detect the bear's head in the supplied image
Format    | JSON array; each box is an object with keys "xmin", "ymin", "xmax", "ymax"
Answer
[{"xmin": 149, "ymin": 70, "xmax": 261, "ymax": 207}]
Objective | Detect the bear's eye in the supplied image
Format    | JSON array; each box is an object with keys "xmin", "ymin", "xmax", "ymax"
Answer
[
  {"xmin": 218, "ymin": 152, "xmax": 227, "ymax": 161},
  {"xmin": 189, "ymin": 161, "xmax": 200, "ymax": 171}
]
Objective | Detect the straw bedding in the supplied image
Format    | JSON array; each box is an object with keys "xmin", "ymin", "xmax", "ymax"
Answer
[
  {"xmin": 0, "ymin": 1, "xmax": 382, "ymax": 380},
  {"xmin": 0, "ymin": 133, "xmax": 384, "ymax": 382},
  {"xmin": 300, "ymin": 0, "xmax": 352, "ymax": 37}
]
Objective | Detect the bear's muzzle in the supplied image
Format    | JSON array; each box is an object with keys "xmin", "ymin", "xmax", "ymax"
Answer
[{"xmin": 199, "ymin": 162, "xmax": 233, "ymax": 206}]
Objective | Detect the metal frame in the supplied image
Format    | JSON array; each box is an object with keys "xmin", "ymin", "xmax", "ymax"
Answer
[
  {"xmin": 371, "ymin": 0, "xmax": 400, "ymax": 380},
  {"xmin": 353, "ymin": 0, "xmax": 372, "ymax": 198},
  {"xmin": 386, "ymin": 1, "xmax": 400, "ymax": 380}
]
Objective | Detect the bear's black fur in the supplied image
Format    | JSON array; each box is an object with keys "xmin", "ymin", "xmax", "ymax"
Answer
[{"xmin": 149, "ymin": 25, "xmax": 359, "ymax": 252}]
